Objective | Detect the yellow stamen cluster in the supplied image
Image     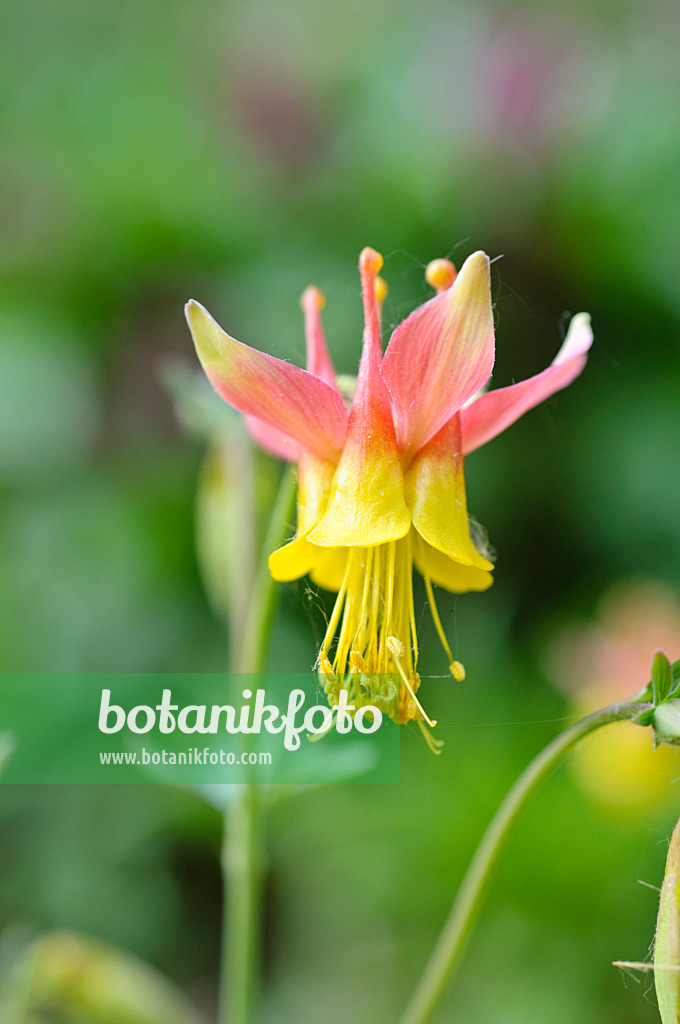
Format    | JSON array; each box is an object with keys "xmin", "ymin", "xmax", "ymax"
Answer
[{"xmin": 318, "ymin": 535, "xmax": 452, "ymax": 753}]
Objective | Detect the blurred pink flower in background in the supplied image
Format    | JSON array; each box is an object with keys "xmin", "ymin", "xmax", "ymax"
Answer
[
  {"xmin": 546, "ymin": 581, "xmax": 680, "ymax": 809},
  {"xmin": 410, "ymin": 8, "xmax": 610, "ymax": 166}
]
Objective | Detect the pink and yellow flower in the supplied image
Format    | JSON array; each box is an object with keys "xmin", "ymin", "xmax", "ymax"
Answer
[{"xmin": 186, "ymin": 248, "xmax": 592, "ymax": 748}]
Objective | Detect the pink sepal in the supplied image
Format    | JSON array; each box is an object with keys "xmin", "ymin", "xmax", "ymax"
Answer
[
  {"xmin": 381, "ymin": 251, "xmax": 495, "ymax": 461},
  {"xmin": 461, "ymin": 313, "xmax": 593, "ymax": 455},
  {"xmin": 243, "ymin": 414, "xmax": 301, "ymax": 461},
  {"xmin": 186, "ymin": 300, "xmax": 348, "ymax": 462}
]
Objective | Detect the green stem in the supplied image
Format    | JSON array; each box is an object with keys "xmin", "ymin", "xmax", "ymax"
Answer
[
  {"xmin": 234, "ymin": 463, "xmax": 298, "ymax": 676},
  {"xmin": 398, "ymin": 697, "xmax": 650, "ymax": 1024},
  {"xmin": 220, "ymin": 785, "xmax": 262, "ymax": 1024},
  {"xmin": 219, "ymin": 463, "xmax": 297, "ymax": 1024}
]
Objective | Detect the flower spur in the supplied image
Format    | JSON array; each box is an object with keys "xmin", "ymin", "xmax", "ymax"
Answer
[{"xmin": 186, "ymin": 248, "xmax": 592, "ymax": 750}]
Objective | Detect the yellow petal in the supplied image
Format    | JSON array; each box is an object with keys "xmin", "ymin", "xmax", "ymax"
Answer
[
  {"xmin": 405, "ymin": 413, "xmax": 493, "ymax": 570},
  {"xmin": 309, "ymin": 547, "xmax": 349, "ymax": 592},
  {"xmin": 268, "ymin": 454, "xmax": 339, "ymax": 585},
  {"xmin": 268, "ymin": 534, "xmax": 317, "ymax": 582},
  {"xmin": 309, "ymin": 422, "xmax": 411, "ymax": 547},
  {"xmin": 309, "ymin": 249, "xmax": 411, "ymax": 548},
  {"xmin": 414, "ymin": 536, "xmax": 493, "ymax": 593},
  {"xmin": 296, "ymin": 453, "xmax": 336, "ymax": 534}
]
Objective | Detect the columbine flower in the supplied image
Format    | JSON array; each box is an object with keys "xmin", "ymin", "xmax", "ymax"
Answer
[{"xmin": 186, "ymin": 248, "xmax": 592, "ymax": 749}]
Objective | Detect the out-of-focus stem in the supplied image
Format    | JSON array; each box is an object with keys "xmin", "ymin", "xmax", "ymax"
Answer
[
  {"xmin": 220, "ymin": 784, "xmax": 262, "ymax": 1024},
  {"xmin": 218, "ymin": 464, "xmax": 297, "ymax": 1024},
  {"xmin": 398, "ymin": 697, "xmax": 650, "ymax": 1024},
  {"xmin": 234, "ymin": 464, "xmax": 297, "ymax": 677}
]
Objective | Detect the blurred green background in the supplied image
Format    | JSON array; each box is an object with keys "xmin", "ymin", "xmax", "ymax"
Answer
[{"xmin": 1, "ymin": 0, "xmax": 680, "ymax": 1021}]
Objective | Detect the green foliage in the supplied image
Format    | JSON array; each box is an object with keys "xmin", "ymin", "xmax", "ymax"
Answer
[{"xmin": 653, "ymin": 652, "xmax": 674, "ymax": 706}]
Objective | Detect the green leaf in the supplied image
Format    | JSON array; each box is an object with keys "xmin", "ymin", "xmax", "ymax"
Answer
[
  {"xmin": 653, "ymin": 650, "xmax": 674, "ymax": 704},
  {"xmin": 668, "ymin": 657, "xmax": 680, "ymax": 699},
  {"xmin": 633, "ymin": 707, "xmax": 656, "ymax": 727}
]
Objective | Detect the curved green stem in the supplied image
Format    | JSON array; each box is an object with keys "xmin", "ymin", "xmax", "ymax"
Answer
[
  {"xmin": 398, "ymin": 697, "xmax": 650, "ymax": 1024},
  {"xmin": 219, "ymin": 463, "xmax": 297, "ymax": 1024}
]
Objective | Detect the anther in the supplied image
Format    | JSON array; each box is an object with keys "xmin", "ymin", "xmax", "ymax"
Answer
[
  {"xmin": 300, "ymin": 285, "xmax": 326, "ymax": 311},
  {"xmin": 319, "ymin": 653, "xmax": 334, "ymax": 677},
  {"xmin": 418, "ymin": 720, "xmax": 444, "ymax": 754},
  {"xmin": 360, "ymin": 247, "xmax": 384, "ymax": 277},
  {"xmin": 349, "ymin": 650, "xmax": 367, "ymax": 673},
  {"xmin": 387, "ymin": 636, "xmax": 437, "ymax": 729},
  {"xmin": 426, "ymin": 258, "xmax": 457, "ymax": 293},
  {"xmin": 450, "ymin": 660, "xmax": 466, "ymax": 682},
  {"xmin": 374, "ymin": 275, "xmax": 388, "ymax": 311},
  {"xmin": 386, "ymin": 636, "xmax": 405, "ymax": 659}
]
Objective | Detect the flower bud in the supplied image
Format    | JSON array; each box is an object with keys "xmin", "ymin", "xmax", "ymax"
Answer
[
  {"xmin": 2, "ymin": 931, "xmax": 204, "ymax": 1024},
  {"xmin": 653, "ymin": 700, "xmax": 680, "ymax": 746},
  {"xmin": 655, "ymin": 817, "xmax": 680, "ymax": 1022}
]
